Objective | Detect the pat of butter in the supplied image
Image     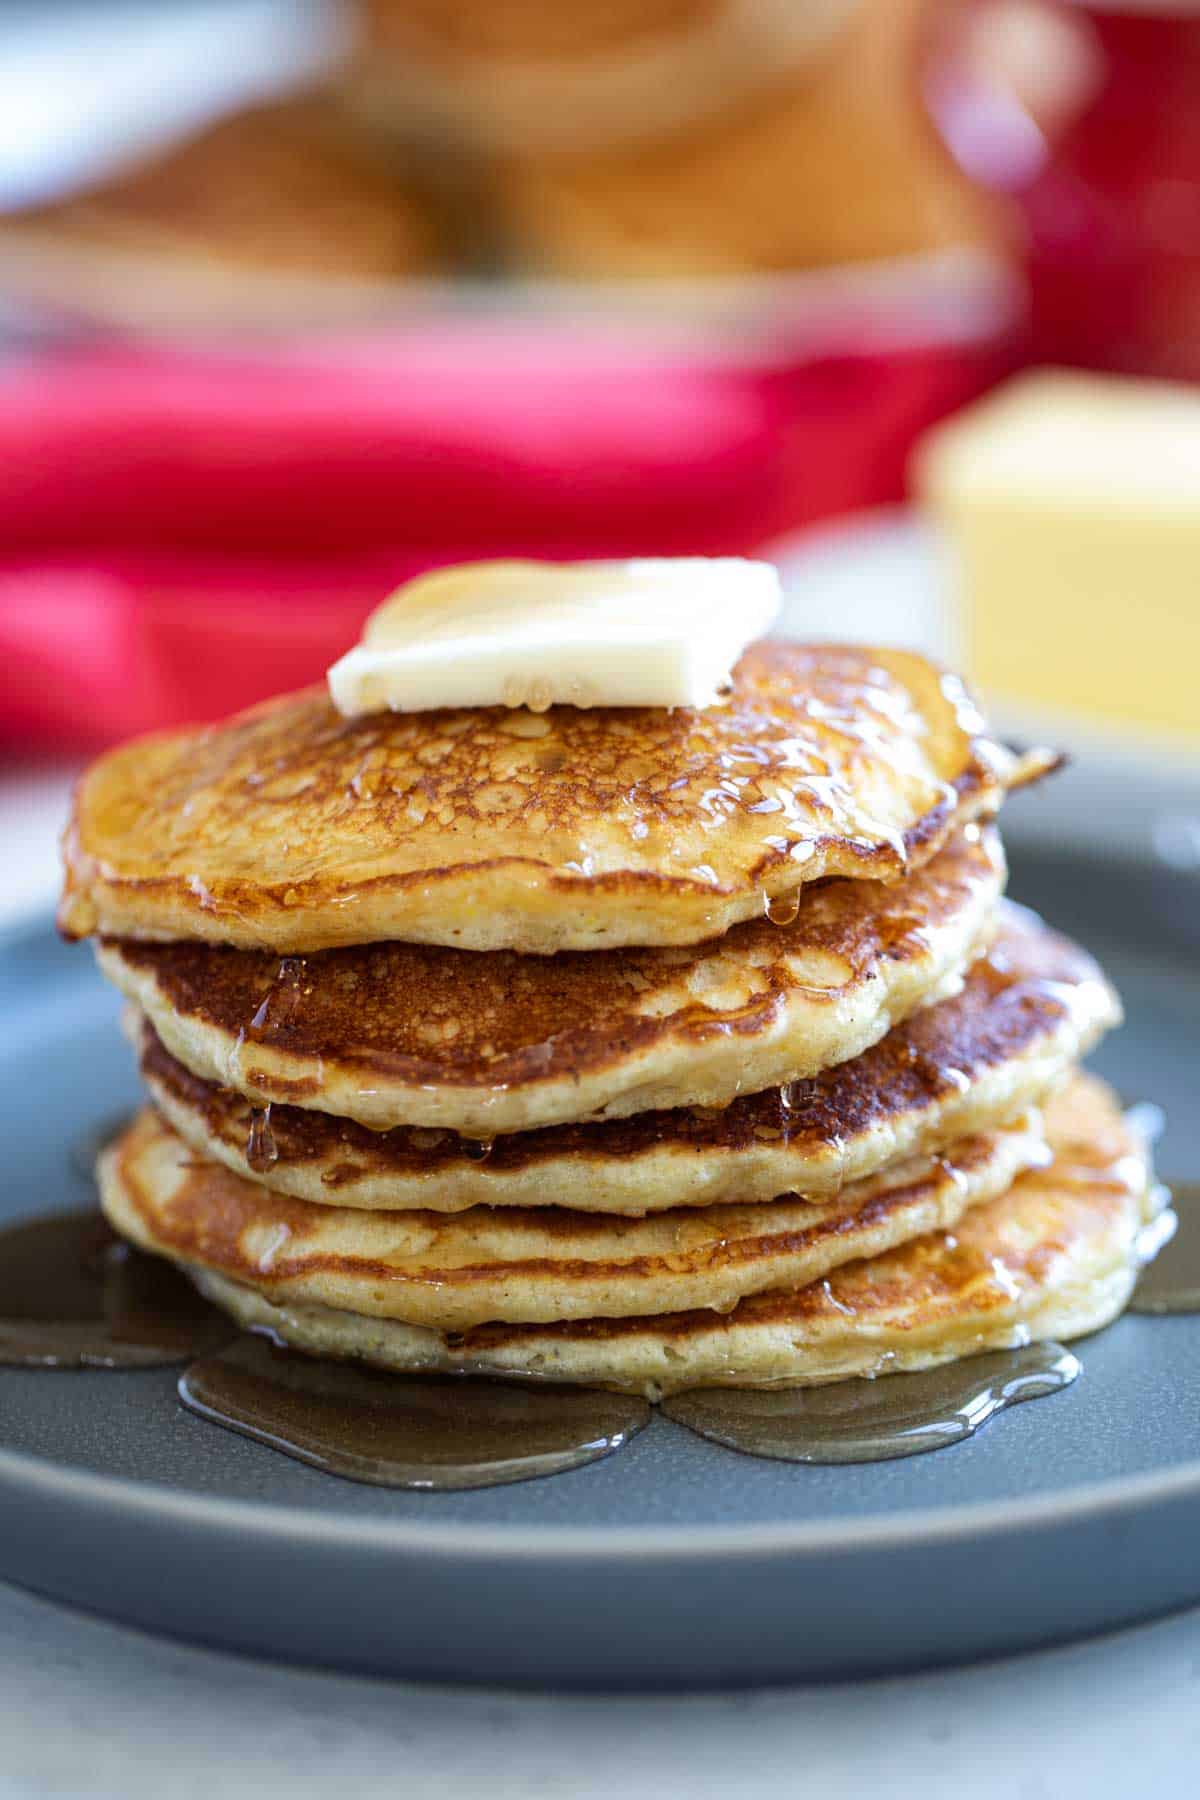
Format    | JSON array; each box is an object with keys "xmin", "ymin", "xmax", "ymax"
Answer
[
  {"xmin": 914, "ymin": 370, "xmax": 1200, "ymax": 744},
  {"xmin": 328, "ymin": 557, "xmax": 781, "ymax": 717}
]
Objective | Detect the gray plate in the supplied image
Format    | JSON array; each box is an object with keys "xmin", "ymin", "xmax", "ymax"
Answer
[{"xmin": 0, "ymin": 843, "xmax": 1198, "ymax": 1691}]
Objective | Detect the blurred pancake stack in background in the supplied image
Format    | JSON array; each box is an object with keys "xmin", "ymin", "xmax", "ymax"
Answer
[
  {"xmin": 349, "ymin": 0, "xmax": 994, "ymax": 276},
  {"xmin": 59, "ymin": 569, "xmax": 1160, "ymax": 1398},
  {"xmin": 0, "ymin": 0, "xmax": 997, "ymax": 294},
  {"xmin": 0, "ymin": 0, "xmax": 1028, "ymax": 760}
]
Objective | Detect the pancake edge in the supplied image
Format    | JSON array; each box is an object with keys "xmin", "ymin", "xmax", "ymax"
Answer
[
  {"xmin": 133, "ymin": 907, "xmax": 1120, "ymax": 1212},
  {"xmin": 175, "ymin": 1074, "xmax": 1158, "ymax": 1396},
  {"xmin": 95, "ymin": 829, "xmax": 1006, "ymax": 1135},
  {"xmin": 98, "ymin": 1108, "xmax": 1046, "ymax": 1330}
]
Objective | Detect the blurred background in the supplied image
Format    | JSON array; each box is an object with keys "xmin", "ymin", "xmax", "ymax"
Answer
[{"xmin": 1, "ymin": 0, "xmax": 1198, "ymax": 922}]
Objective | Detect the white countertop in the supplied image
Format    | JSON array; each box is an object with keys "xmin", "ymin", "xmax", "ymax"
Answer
[{"xmin": 2, "ymin": 1577, "xmax": 1198, "ymax": 1800}]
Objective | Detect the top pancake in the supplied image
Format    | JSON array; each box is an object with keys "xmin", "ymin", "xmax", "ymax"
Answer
[{"xmin": 60, "ymin": 641, "xmax": 1024, "ymax": 953}]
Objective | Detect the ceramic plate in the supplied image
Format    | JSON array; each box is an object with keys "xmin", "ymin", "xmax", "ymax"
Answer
[{"xmin": 0, "ymin": 839, "xmax": 1197, "ymax": 1690}]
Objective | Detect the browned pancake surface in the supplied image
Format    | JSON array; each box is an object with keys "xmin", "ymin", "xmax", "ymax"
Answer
[
  {"xmin": 526, "ymin": 1079, "xmax": 1137, "ymax": 1343},
  {"xmin": 99, "ymin": 825, "xmax": 1003, "ymax": 1133},
  {"xmin": 61, "ymin": 642, "xmax": 1023, "ymax": 952},
  {"xmin": 115, "ymin": 1073, "xmax": 1159, "ymax": 1392},
  {"xmin": 98, "ymin": 1104, "xmax": 1043, "ymax": 1328},
  {"xmin": 137, "ymin": 901, "xmax": 1120, "ymax": 1212},
  {"xmin": 428, "ymin": 1072, "xmax": 1157, "ymax": 1372}
]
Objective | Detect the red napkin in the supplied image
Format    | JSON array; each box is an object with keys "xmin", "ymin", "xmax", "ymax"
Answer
[{"xmin": 0, "ymin": 320, "xmax": 1013, "ymax": 749}]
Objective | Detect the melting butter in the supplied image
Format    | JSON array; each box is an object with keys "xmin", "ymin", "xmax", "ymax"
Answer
[{"xmin": 328, "ymin": 558, "xmax": 781, "ymax": 717}]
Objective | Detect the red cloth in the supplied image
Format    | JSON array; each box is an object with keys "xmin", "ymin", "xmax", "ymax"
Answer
[{"xmin": 0, "ymin": 324, "xmax": 1012, "ymax": 749}]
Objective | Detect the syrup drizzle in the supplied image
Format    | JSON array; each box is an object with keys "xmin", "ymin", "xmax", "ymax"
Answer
[
  {"xmin": 246, "ymin": 1106, "xmax": 279, "ymax": 1174},
  {"xmin": 662, "ymin": 1344, "xmax": 1081, "ymax": 1464},
  {"xmin": 0, "ymin": 1202, "xmax": 1120, "ymax": 1474},
  {"xmin": 0, "ymin": 1211, "xmax": 233, "ymax": 1369},
  {"xmin": 0, "ymin": 1199, "xmax": 1092, "ymax": 1475},
  {"xmin": 179, "ymin": 1334, "xmax": 650, "ymax": 1489},
  {"xmin": 762, "ymin": 888, "xmax": 801, "ymax": 927}
]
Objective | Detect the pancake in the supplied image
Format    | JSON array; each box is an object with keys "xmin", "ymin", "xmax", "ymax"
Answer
[
  {"xmin": 98, "ymin": 823, "xmax": 1004, "ymax": 1136},
  {"xmin": 98, "ymin": 1106, "xmax": 1045, "ymax": 1330},
  {"xmin": 60, "ymin": 641, "xmax": 1037, "ymax": 954},
  {"xmin": 176, "ymin": 1073, "xmax": 1160, "ymax": 1397},
  {"xmin": 136, "ymin": 902, "xmax": 1120, "ymax": 1214}
]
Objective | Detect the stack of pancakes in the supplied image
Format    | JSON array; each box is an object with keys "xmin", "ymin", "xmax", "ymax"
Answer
[{"xmin": 62, "ymin": 641, "xmax": 1158, "ymax": 1398}]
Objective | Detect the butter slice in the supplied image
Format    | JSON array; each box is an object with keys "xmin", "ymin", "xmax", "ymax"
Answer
[
  {"xmin": 328, "ymin": 557, "xmax": 781, "ymax": 717},
  {"xmin": 914, "ymin": 370, "xmax": 1200, "ymax": 743}
]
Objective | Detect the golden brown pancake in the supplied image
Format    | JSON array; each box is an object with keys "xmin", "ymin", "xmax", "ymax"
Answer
[
  {"xmin": 175, "ymin": 1073, "xmax": 1160, "ymax": 1396},
  {"xmin": 136, "ymin": 902, "xmax": 1120, "ymax": 1213},
  {"xmin": 60, "ymin": 642, "xmax": 1033, "ymax": 953},
  {"xmin": 98, "ymin": 824, "xmax": 1004, "ymax": 1135},
  {"xmin": 98, "ymin": 1105, "xmax": 1044, "ymax": 1330}
]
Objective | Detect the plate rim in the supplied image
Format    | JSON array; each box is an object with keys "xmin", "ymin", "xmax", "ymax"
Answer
[
  {"xmin": 2, "ymin": 1393, "xmax": 1199, "ymax": 1562},
  {"xmin": 9, "ymin": 909, "xmax": 1200, "ymax": 1570}
]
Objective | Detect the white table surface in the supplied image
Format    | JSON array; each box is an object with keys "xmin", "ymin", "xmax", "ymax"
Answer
[{"xmin": 1, "ymin": 1577, "xmax": 1199, "ymax": 1800}]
